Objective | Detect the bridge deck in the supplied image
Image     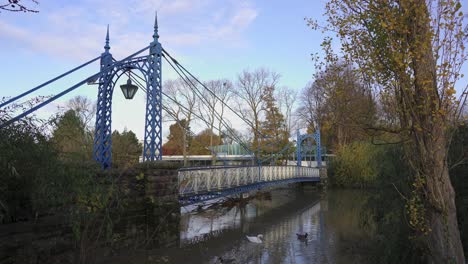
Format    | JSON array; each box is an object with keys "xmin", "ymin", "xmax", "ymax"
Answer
[{"xmin": 178, "ymin": 165, "xmax": 321, "ymax": 205}]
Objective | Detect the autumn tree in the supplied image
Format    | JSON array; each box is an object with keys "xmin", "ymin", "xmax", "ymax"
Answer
[
  {"xmin": 162, "ymin": 119, "xmax": 190, "ymax": 156},
  {"xmin": 311, "ymin": 0, "xmax": 467, "ymax": 261},
  {"xmin": 298, "ymin": 62, "xmax": 376, "ymax": 150},
  {"xmin": 259, "ymin": 86, "xmax": 290, "ymax": 163},
  {"xmin": 188, "ymin": 129, "xmax": 223, "ymax": 155}
]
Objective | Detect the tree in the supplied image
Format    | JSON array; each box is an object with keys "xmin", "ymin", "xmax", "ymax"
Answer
[
  {"xmin": 235, "ymin": 68, "xmax": 280, "ymax": 156},
  {"xmin": 0, "ymin": 97, "xmax": 57, "ymax": 222},
  {"xmin": 51, "ymin": 110, "xmax": 89, "ymax": 161},
  {"xmin": 312, "ymin": 0, "xmax": 467, "ymax": 261},
  {"xmin": 259, "ymin": 86, "xmax": 290, "ymax": 163},
  {"xmin": 276, "ymin": 86, "xmax": 297, "ymax": 137},
  {"xmin": 214, "ymin": 80, "xmax": 234, "ymax": 140},
  {"xmin": 298, "ymin": 62, "xmax": 376, "ymax": 150},
  {"xmin": 66, "ymin": 96, "xmax": 96, "ymax": 131},
  {"xmin": 198, "ymin": 80, "xmax": 233, "ymax": 164},
  {"xmin": 221, "ymin": 128, "xmax": 249, "ymax": 146},
  {"xmin": 162, "ymin": 120, "xmax": 190, "ymax": 156},
  {"xmin": 163, "ymin": 78, "xmax": 198, "ymax": 166},
  {"xmin": 111, "ymin": 129, "xmax": 142, "ymax": 168},
  {"xmin": 188, "ymin": 129, "xmax": 223, "ymax": 155}
]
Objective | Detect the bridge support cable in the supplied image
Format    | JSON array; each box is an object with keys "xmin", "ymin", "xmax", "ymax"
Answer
[
  {"xmin": 260, "ymin": 143, "xmax": 294, "ymax": 165},
  {"xmin": 162, "ymin": 49, "xmax": 278, "ymax": 157},
  {"xmin": 0, "ymin": 56, "xmax": 100, "ymax": 109},
  {"xmin": 0, "ymin": 72, "xmax": 102, "ymax": 129},
  {"xmin": 161, "ymin": 53, "xmax": 252, "ymax": 153},
  {"xmin": 162, "ymin": 50, "xmax": 291, "ymax": 165},
  {"xmin": 1, "ymin": 46, "xmax": 151, "ymax": 130},
  {"xmin": 162, "ymin": 49, "xmax": 272, "ymax": 141},
  {"xmin": 129, "ymin": 73, "xmax": 248, "ymax": 158}
]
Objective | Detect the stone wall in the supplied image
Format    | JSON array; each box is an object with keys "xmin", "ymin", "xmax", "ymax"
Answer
[
  {"xmin": 0, "ymin": 161, "xmax": 182, "ymax": 263},
  {"xmin": 114, "ymin": 161, "xmax": 182, "ymax": 249}
]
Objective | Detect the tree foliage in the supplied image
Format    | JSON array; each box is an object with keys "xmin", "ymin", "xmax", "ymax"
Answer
[
  {"xmin": 310, "ymin": 0, "xmax": 466, "ymax": 261},
  {"xmin": 259, "ymin": 86, "xmax": 290, "ymax": 163},
  {"xmin": 0, "ymin": 97, "xmax": 99, "ymax": 224},
  {"xmin": 51, "ymin": 110, "xmax": 90, "ymax": 161},
  {"xmin": 189, "ymin": 129, "xmax": 223, "ymax": 155},
  {"xmin": 111, "ymin": 129, "xmax": 142, "ymax": 168},
  {"xmin": 298, "ymin": 62, "xmax": 376, "ymax": 150},
  {"xmin": 162, "ymin": 119, "xmax": 189, "ymax": 155}
]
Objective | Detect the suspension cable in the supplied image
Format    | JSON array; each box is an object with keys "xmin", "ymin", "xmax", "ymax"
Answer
[
  {"xmin": 0, "ymin": 73, "xmax": 101, "ymax": 129},
  {"xmin": 161, "ymin": 53, "xmax": 251, "ymax": 152},
  {"xmin": 123, "ymin": 53, "xmax": 250, "ymax": 151},
  {"xmin": 130, "ymin": 72, "xmax": 248, "ymax": 155},
  {"xmin": 131, "ymin": 50, "xmax": 289, "ymax": 164},
  {"xmin": 0, "ymin": 56, "xmax": 100, "ymax": 109},
  {"xmin": 128, "ymin": 73, "xmax": 251, "ymax": 159},
  {"xmin": 1, "ymin": 46, "xmax": 151, "ymax": 129},
  {"xmin": 162, "ymin": 48, "xmax": 261, "ymax": 135}
]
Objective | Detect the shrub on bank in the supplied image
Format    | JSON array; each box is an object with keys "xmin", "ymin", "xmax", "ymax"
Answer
[{"xmin": 328, "ymin": 142, "xmax": 379, "ymax": 188}]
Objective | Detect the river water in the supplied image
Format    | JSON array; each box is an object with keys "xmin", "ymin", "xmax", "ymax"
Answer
[{"xmin": 104, "ymin": 187, "xmax": 379, "ymax": 264}]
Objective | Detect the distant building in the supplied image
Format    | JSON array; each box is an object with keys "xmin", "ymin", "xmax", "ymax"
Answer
[{"xmin": 139, "ymin": 143, "xmax": 255, "ymax": 167}]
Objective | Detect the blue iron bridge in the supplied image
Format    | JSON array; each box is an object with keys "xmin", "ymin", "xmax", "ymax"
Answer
[
  {"xmin": 178, "ymin": 165, "xmax": 323, "ymax": 205},
  {"xmin": 0, "ymin": 13, "xmax": 326, "ymax": 204}
]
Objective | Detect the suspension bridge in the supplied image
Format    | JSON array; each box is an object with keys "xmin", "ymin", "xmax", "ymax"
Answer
[{"xmin": 0, "ymin": 13, "xmax": 325, "ymax": 204}]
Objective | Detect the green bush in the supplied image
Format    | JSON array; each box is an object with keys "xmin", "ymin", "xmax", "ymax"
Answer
[{"xmin": 329, "ymin": 142, "xmax": 379, "ymax": 188}]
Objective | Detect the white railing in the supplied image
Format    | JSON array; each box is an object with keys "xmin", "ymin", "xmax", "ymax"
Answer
[{"xmin": 178, "ymin": 165, "xmax": 320, "ymax": 195}]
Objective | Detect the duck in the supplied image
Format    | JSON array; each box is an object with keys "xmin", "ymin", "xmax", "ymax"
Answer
[
  {"xmin": 216, "ymin": 256, "xmax": 236, "ymax": 263},
  {"xmin": 246, "ymin": 234, "xmax": 263, "ymax": 243},
  {"xmin": 296, "ymin": 232, "xmax": 308, "ymax": 240}
]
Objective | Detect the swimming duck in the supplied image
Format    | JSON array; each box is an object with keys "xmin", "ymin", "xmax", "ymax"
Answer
[
  {"xmin": 246, "ymin": 234, "xmax": 263, "ymax": 243},
  {"xmin": 217, "ymin": 256, "xmax": 237, "ymax": 263},
  {"xmin": 296, "ymin": 232, "xmax": 308, "ymax": 240}
]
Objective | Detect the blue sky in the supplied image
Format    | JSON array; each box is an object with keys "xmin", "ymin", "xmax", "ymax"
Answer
[
  {"xmin": 1, "ymin": 0, "xmax": 466, "ymax": 141},
  {"xmin": 0, "ymin": 0, "xmax": 327, "ymax": 139}
]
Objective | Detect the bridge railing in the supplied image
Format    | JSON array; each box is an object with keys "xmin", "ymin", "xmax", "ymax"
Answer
[{"xmin": 178, "ymin": 165, "xmax": 320, "ymax": 195}]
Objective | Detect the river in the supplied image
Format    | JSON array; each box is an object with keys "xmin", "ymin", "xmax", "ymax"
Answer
[{"xmin": 101, "ymin": 186, "xmax": 383, "ymax": 264}]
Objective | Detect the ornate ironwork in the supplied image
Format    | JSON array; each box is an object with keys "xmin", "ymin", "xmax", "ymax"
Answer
[
  {"xmin": 93, "ymin": 16, "xmax": 163, "ymax": 169},
  {"xmin": 296, "ymin": 128, "xmax": 322, "ymax": 168},
  {"xmin": 178, "ymin": 165, "xmax": 321, "ymax": 202}
]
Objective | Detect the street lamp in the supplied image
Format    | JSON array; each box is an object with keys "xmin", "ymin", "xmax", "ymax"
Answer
[{"xmin": 120, "ymin": 78, "xmax": 138, "ymax": 99}]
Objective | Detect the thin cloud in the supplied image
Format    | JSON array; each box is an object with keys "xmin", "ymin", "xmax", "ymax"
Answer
[{"xmin": 0, "ymin": 0, "xmax": 258, "ymax": 61}]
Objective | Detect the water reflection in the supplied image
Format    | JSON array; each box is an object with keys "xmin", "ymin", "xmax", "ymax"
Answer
[{"xmin": 100, "ymin": 189, "xmax": 376, "ymax": 264}]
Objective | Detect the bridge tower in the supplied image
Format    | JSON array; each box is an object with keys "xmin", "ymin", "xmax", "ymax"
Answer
[
  {"xmin": 93, "ymin": 14, "xmax": 163, "ymax": 169},
  {"xmin": 296, "ymin": 128, "xmax": 322, "ymax": 168}
]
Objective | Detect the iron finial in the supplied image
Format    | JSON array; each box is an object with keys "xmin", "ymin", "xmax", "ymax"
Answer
[
  {"xmin": 153, "ymin": 11, "xmax": 159, "ymax": 41},
  {"xmin": 104, "ymin": 24, "xmax": 110, "ymax": 52}
]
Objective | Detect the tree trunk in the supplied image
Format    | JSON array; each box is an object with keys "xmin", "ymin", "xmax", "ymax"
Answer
[
  {"xmin": 409, "ymin": 120, "xmax": 464, "ymax": 262},
  {"xmin": 406, "ymin": 1, "xmax": 464, "ymax": 261},
  {"xmin": 182, "ymin": 126, "xmax": 188, "ymax": 167},
  {"xmin": 423, "ymin": 130, "xmax": 464, "ymax": 263}
]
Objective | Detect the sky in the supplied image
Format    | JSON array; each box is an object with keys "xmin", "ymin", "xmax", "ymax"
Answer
[
  {"xmin": 0, "ymin": 0, "xmax": 328, "ymax": 140},
  {"xmin": 1, "ymin": 0, "xmax": 466, "ymax": 142}
]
